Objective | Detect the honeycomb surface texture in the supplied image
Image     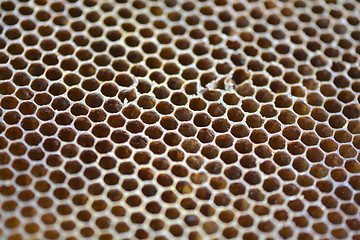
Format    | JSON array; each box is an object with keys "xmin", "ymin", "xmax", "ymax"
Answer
[{"xmin": 2, "ymin": 0, "xmax": 360, "ymax": 239}]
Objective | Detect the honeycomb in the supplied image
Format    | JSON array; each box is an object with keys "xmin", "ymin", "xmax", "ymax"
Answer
[{"xmin": 1, "ymin": 0, "xmax": 360, "ymax": 239}]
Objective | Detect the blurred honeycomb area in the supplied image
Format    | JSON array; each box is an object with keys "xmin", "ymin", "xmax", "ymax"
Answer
[{"xmin": 2, "ymin": 0, "xmax": 360, "ymax": 239}]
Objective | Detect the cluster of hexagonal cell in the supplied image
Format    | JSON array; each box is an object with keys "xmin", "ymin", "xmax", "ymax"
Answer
[{"xmin": 1, "ymin": 0, "xmax": 360, "ymax": 239}]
